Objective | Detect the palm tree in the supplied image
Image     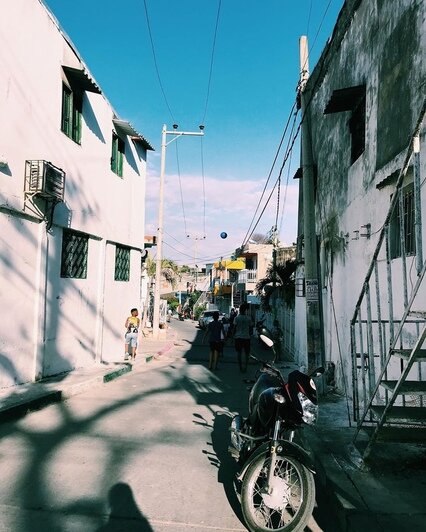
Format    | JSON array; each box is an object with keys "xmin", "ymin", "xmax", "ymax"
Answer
[
  {"xmin": 145, "ymin": 256, "xmax": 180, "ymax": 289},
  {"xmin": 255, "ymin": 259, "xmax": 297, "ymax": 309}
]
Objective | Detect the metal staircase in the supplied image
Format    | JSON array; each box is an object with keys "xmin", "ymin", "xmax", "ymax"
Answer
[{"xmin": 351, "ymin": 101, "xmax": 426, "ymax": 459}]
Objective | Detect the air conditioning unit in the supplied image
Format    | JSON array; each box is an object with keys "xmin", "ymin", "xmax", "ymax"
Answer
[{"xmin": 24, "ymin": 160, "xmax": 65, "ymax": 202}]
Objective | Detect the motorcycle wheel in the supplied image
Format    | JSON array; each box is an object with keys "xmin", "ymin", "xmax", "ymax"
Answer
[{"xmin": 241, "ymin": 453, "xmax": 315, "ymax": 532}]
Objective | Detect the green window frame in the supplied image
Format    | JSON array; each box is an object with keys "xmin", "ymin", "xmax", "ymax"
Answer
[
  {"xmin": 115, "ymin": 245, "xmax": 130, "ymax": 281},
  {"xmin": 61, "ymin": 229, "xmax": 88, "ymax": 278},
  {"xmin": 111, "ymin": 132, "xmax": 125, "ymax": 177},
  {"xmin": 61, "ymin": 83, "xmax": 82, "ymax": 144}
]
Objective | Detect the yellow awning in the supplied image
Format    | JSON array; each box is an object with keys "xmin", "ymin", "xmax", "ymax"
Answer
[{"xmin": 213, "ymin": 258, "xmax": 245, "ymax": 270}]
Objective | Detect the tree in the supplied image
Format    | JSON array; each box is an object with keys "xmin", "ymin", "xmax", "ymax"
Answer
[
  {"xmin": 145, "ymin": 257, "xmax": 181, "ymax": 289},
  {"xmin": 255, "ymin": 259, "xmax": 297, "ymax": 309}
]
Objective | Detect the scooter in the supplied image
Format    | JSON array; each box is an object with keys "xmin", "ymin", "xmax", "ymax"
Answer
[{"xmin": 229, "ymin": 334, "xmax": 324, "ymax": 532}]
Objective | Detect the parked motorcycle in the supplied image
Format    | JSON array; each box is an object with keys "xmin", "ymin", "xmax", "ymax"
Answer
[{"xmin": 229, "ymin": 335, "xmax": 324, "ymax": 532}]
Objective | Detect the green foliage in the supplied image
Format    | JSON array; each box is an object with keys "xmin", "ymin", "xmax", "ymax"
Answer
[
  {"xmin": 145, "ymin": 257, "xmax": 181, "ymax": 289},
  {"xmin": 164, "ymin": 295, "xmax": 179, "ymax": 311},
  {"xmin": 186, "ymin": 291, "xmax": 202, "ymax": 309},
  {"xmin": 194, "ymin": 303, "xmax": 206, "ymax": 320},
  {"xmin": 255, "ymin": 259, "xmax": 297, "ymax": 310}
]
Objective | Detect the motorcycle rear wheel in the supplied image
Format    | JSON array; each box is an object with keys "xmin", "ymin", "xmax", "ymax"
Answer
[{"xmin": 241, "ymin": 453, "xmax": 315, "ymax": 532}]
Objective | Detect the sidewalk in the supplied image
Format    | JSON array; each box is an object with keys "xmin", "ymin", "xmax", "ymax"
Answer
[
  {"xmin": 300, "ymin": 391, "xmax": 426, "ymax": 532},
  {"xmin": 0, "ymin": 325, "xmax": 178, "ymax": 424}
]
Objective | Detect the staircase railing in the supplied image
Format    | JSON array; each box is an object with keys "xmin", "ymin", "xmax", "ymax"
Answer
[{"xmin": 350, "ymin": 99, "xmax": 426, "ymax": 454}]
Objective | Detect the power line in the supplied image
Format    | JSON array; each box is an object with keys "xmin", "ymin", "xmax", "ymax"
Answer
[
  {"xmin": 201, "ymin": 0, "xmax": 222, "ymax": 125},
  {"xmin": 200, "ymin": 137, "xmax": 207, "ymax": 237},
  {"xmin": 300, "ymin": 0, "xmax": 334, "ymax": 76},
  {"xmin": 142, "ymin": 0, "xmax": 176, "ymax": 123},
  {"xmin": 306, "ymin": 0, "xmax": 313, "ymax": 36},
  {"xmin": 174, "ymin": 140, "xmax": 188, "ymax": 237},
  {"xmin": 241, "ymin": 100, "xmax": 298, "ymax": 247}
]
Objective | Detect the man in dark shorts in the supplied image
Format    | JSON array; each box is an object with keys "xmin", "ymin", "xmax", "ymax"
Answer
[
  {"xmin": 233, "ymin": 303, "xmax": 252, "ymax": 372},
  {"xmin": 203, "ymin": 311, "xmax": 225, "ymax": 371}
]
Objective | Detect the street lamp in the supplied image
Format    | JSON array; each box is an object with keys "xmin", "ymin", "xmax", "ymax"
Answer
[{"xmin": 152, "ymin": 124, "xmax": 205, "ymax": 338}]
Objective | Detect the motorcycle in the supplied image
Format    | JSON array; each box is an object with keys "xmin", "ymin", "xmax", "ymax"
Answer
[{"xmin": 229, "ymin": 334, "xmax": 324, "ymax": 532}]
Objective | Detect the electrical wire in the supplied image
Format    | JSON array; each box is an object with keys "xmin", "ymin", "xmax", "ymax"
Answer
[
  {"xmin": 243, "ymin": 108, "xmax": 301, "ymax": 246},
  {"xmin": 278, "ymin": 134, "xmax": 294, "ymax": 236},
  {"xmin": 241, "ymin": 101, "xmax": 297, "ymax": 247},
  {"xmin": 201, "ymin": 0, "xmax": 222, "ymax": 125},
  {"xmin": 243, "ymin": 10, "xmax": 337, "ymax": 250},
  {"xmin": 174, "ymin": 140, "xmax": 188, "ymax": 237},
  {"xmin": 306, "ymin": 0, "xmax": 313, "ymax": 37},
  {"xmin": 200, "ymin": 137, "xmax": 207, "ymax": 238},
  {"xmin": 275, "ymin": 108, "xmax": 299, "ymax": 232},
  {"xmin": 142, "ymin": 0, "xmax": 176, "ymax": 123},
  {"xmin": 163, "ymin": 240, "xmax": 237, "ymax": 263}
]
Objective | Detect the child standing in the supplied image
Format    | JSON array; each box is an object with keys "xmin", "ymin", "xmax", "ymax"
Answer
[{"xmin": 124, "ymin": 308, "xmax": 140, "ymax": 361}]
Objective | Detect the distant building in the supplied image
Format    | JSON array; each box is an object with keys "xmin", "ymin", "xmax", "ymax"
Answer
[{"xmin": 0, "ymin": 0, "xmax": 153, "ymax": 387}]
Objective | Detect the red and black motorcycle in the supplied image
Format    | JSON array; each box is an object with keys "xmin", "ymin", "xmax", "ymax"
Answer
[{"xmin": 229, "ymin": 335, "xmax": 323, "ymax": 532}]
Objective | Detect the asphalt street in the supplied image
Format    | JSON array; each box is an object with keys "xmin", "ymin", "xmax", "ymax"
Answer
[{"xmin": 0, "ymin": 318, "xmax": 331, "ymax": 532}]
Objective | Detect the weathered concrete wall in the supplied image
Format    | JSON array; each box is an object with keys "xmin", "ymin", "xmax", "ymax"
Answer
[{"xmin": 295, "ymin": 0, "xmax": 426, "ymax": 393}]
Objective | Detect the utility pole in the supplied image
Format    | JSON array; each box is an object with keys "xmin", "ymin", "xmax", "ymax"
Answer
[
  {"xmin": 299, "ymin": 36, "xmax": 323, "ymax": 371},
  {"xmin": 152, "ymin": 124, "xmax": 204, "ymax": 338}
]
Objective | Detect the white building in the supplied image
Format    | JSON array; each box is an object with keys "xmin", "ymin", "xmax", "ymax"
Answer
[{"xmin": 0, "ymin": 0, "xmax": 154, "ymax": 387}]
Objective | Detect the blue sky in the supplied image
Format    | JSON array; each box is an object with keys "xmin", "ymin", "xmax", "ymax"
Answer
[{"xmin": 44, "ymin": 0, "xmax": 343, "ymax": 266}]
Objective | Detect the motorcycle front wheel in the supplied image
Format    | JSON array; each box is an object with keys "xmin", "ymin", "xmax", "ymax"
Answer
[{"xmin": 241, "ymin": 453, "xmax": 315, "ymax": 532}]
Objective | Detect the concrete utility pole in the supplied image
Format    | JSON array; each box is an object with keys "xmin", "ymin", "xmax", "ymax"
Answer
[
  {"xmin": 299, "ymin": 36, "xmax": 323, "ymax": 371},
  {"xmin": 152, "ymin": 124, "xmax": 204, "ymax": 339}
]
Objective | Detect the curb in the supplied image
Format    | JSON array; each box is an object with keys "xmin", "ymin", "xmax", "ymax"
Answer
[
  {"xmin": 0, "ymin": 332, "xmax": 178, "ymax": 425},
  {"xmin": 0, "ymin": 364, "xmax": 132, "ymax": 424},
  {"xmin": 300, "ymin": 426, "xmax": 374, "ymax": 532}
]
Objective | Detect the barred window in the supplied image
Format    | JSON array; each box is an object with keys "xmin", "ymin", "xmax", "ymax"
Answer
[
  {"xmin": 115, "ymin": 245, "xmax": 130, "ymax": 281},
  {"xmin": 61, "ymin": 230, "xmax": 88, "ymax": 278},
  {"xmin": 390, "ymin": 183, "xmax": 415, "ymax": 259}
]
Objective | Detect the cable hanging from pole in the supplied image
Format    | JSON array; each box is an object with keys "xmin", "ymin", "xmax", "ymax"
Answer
[
  {"xmin": 200, "ymin": 0, "xmax": 222, "ymax": 126},
  {"xmin": 241, "ymin": 100, "xmax": 298, "ymax": 248},
  {"xmin": 175, "ymin": 140, "xmax": 188, "ymax": 237},
  {"xmin": 200, "ymin": 136, "xmax": 207, "ymax": 238},
  {"xmin": 142, "ymin": 0, "xmax": 176, "ymax": 123}
]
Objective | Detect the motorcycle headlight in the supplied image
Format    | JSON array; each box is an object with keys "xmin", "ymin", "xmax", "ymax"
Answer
[{"xmin": 297, "ymin": 392, "xmax": 318, "ymax": 425}]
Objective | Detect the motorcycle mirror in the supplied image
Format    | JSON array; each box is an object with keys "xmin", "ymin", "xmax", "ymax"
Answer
[
  {"xmin": 309, "ymin": 366, "xmax": 325, "ymax": 378},
  {"xmin": 260, "ymin": 334, "xmax": 274, "ymax": 348}
]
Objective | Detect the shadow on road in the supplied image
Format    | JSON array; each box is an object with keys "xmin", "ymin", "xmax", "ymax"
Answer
[{"xmin": 96, "ymin": 482, "xmax": 153, "ymax": 532}]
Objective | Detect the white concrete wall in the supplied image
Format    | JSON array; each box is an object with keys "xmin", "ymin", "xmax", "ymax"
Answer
[{"xmin": 0, "ymin": 0, "xmax": 150, "ymax": 386}]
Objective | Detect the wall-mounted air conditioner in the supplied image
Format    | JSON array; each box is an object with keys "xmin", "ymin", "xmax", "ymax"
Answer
[{"xmin": 24, "ymin": 160, "xmax": 65, "ymax": 202}]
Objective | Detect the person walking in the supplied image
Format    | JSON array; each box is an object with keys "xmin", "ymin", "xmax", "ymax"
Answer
[
  {"xmin": 203, "ymin": 311, "xmax": 225, "ymax": 371},
  {"xmin": 233, "ymin": 303, "xmax": 252, "ymax": 372},
  {"xmin": 228, "ymin": 307, "xmax": 237, "ymax": 338},
  {"xmin": 124, "ymin": 308, "xmax": 140, "ymax": 361}
]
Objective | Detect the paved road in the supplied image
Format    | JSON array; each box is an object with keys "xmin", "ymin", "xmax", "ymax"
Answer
[{"xmin": 0, "ymin": 318, "xmax": 328, "ymax": 531}]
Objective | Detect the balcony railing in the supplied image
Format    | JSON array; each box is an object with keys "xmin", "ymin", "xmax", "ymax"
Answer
[{"xmin": 238, "ymin": 269, "xmax": 257, "ymax": 283}]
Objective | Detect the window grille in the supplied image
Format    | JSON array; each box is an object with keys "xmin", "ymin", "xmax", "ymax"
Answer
[
  {"xmin": 61, "ymin": 230, "xmax": 88, "ymax": 278},
  {"xmin": 115, "ymin": 245, "xmax": 130, "ymax": 281},
  {"xmin": 390, "ymin": 183, "xmax": 416, "ymax": 258}
]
